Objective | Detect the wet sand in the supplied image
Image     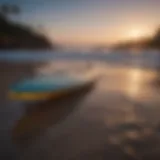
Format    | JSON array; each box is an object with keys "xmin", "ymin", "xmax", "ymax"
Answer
[
  {"xmin": 0, "ymin": 61, "xmax": 39, "ymax": 159},
  {"xmin": 1, "ymin": 60, "xmax": 160, "ymax": 160}
]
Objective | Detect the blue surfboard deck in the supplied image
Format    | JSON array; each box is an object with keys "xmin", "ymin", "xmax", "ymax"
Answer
[
  {"xmin": 9, "ymin": 75, "xmax": 89, "ymax": 101},
  {"xmin": 11, "ymin": 76, "xmax": 86, "ymax": 93}
]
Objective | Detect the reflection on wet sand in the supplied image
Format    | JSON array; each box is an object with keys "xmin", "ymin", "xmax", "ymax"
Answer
[
  {"xmin": 127, "ymin": 68, "xmax": 142, "ymax": 99},
  {"xmin": 12, "ymin": 83, "xmax": 93, "ymax": 146}
]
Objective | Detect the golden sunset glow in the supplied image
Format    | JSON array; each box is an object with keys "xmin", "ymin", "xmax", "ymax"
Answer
[
  {"xmin": 129, "ymin": 29, "xmax": 144, "ymax": 39},
  {"xmin": 125, "ymin": 28, "xmax": 152, "ymax": 41},
  {"xmin": 19, "ymin": 0, "xmax": 160, "ymax": 46},
  {"xmin": 48, "ymin": 26, "xmax": 155, "ymax": 46}
]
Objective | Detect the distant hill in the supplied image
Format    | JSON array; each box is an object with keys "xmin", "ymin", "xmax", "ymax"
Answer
[
  {"xmin": 148, "ymin": 28, "xmax": 160, "ymax": 50},
  {"xmin": 112, "ymin": 27, "xmax": 160, "ymax": 50},
  {"xmin": 0, "ymin": 5, "xmax": 54, "ymax": 50}
]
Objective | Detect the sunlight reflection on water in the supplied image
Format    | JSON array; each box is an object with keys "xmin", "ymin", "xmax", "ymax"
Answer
[
  {"xmin": 36, "ymin": 60, "xmax": 158, "ymax": 105},
  {"xmin": 127, "ymin": 68, "xmax": 142, "ymax": 99}
]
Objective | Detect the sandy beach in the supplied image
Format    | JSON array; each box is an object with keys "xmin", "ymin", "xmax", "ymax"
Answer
[
  {"xmin": 1, "ymin": 60, "xmax": 160, "ymax": 160},
  {"xmin": 0, "ymin": 60, "xmax": 94, "ymax": 159}
]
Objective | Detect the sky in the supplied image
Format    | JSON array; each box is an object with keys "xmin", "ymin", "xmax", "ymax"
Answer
[{"xmin": 0, "ymin": 0, "xmax": 160, "ymax": 46}]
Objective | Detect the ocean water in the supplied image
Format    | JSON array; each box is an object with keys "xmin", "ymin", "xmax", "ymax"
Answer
[{"xmin": 0, "ymin": 50, "xmax": 160, "ymax": 69}]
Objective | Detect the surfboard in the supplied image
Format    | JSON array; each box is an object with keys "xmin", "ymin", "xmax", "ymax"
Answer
[{"xmin": 9, "ymin": 75, "xmax": 92, "ymax": 101}]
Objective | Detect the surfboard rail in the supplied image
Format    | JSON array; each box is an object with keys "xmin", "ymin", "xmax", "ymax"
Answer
[{"xmin": 9, "ymin": 76, "xmax": 94, "ymax": 101}]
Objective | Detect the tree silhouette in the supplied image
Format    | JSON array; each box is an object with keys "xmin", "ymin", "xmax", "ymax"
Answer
[
  {"xmin": 0, "ymin": 4, "xmax": 53, "ymax": 50},
  {"xmin": 154, "ymin": 28, "xmax": 160, "ymax": 45},
  {"xmin": 150, "ymin": 27, "xmax": 160, "ymax": 49},
  {"xmin": 0, "ymin": 4, "xmax": 20, "ymax": 18}
]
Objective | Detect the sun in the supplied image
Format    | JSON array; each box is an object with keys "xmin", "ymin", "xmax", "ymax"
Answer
[
  {"xmin": 130, "ymin": 30, "xmax": 142, "ymax": 38},
  {"xmin": 128, "ymin": 29, "xmax": 145, "ymax": 40},
  {"xmin": 126, "ymin": 29, "xmax": 148, "ymax": 41}
]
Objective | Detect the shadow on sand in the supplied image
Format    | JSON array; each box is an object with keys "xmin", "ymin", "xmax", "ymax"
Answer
[{"xmin": 12, "ymin": 83, "xmax": 94, "ymax": 146}]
